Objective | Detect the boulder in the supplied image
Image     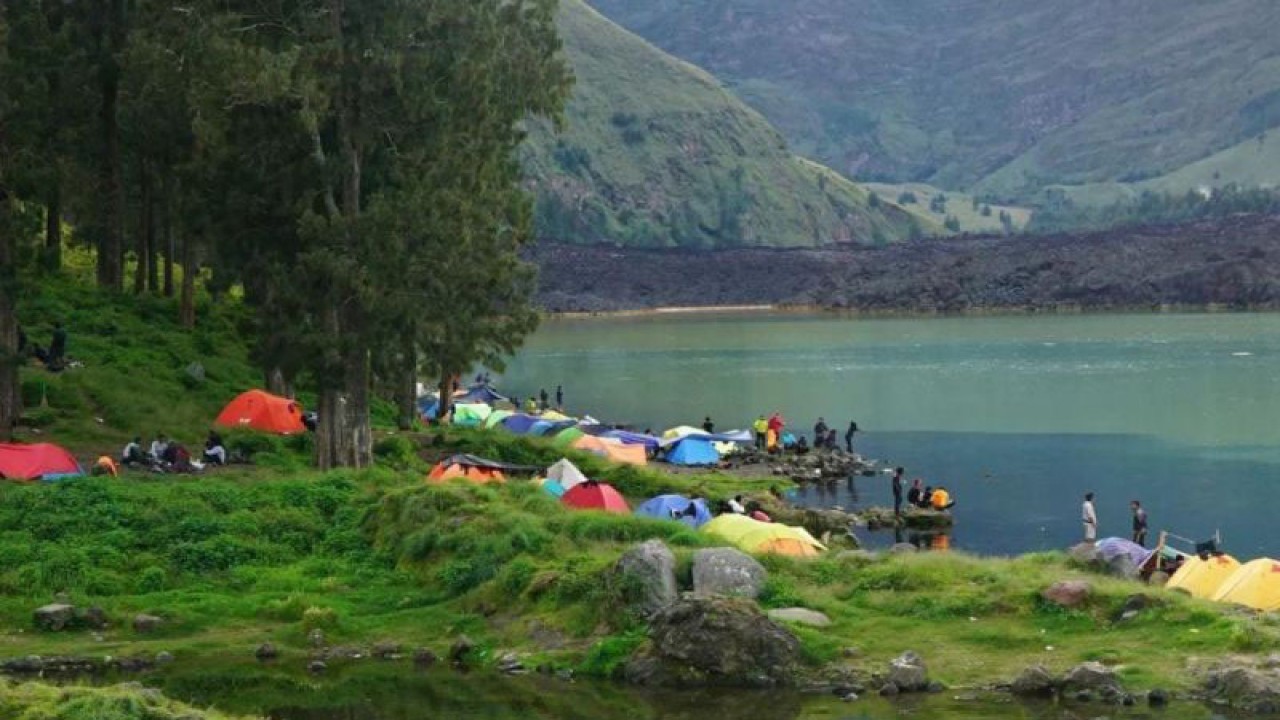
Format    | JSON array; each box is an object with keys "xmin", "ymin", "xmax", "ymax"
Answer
[
  {"xmin": 1148, "ymin": 570, "xmax": 1170, "ymax": 587},
  {"xmin": 412, "ymin": 647, "xmax": 438, "ymax": 666},
  {"xmin": 155, "ymin": 651, "xmax": 175, "ymax": 665},
  {"xmin": 80, "ymin": 606, "xmax": 109, "ymax": 630},
  {"xmin": 1107, "ymin": 554, "xmax": 1140, "ymax": 579},
  {"xmin": 308, "ymin": 660, "xmax": 327, "ymax": 674},
  {"xmin": 449, "ymin": 635, "xmax": 475, "ymax": 666},
  {"xmin": 1061, "ymin": 661, "xmax": 1121, "ymax": 693},
  {"xmin": 1203, "ymin": 666, "xmax": 1280, "ymax": 709},
  {"xmin": 1147, "ymin": 688, "xmax": 1169, "ymax": 707},
  {"xmin": 132, "ymin": 614, "xmax": 164, "ymax": 634},
  {"xmin": 878, "ymin": 683, "xmax": 899, "ymax": 697},
  {"xmin": 33, "ymin": 604, "xmax": 75, "ymax": 632},
  {"xmin": 1112, "ymin": 593, "xmax": 1161, "ymax": 623},
  {"xmin": 372, "ymin": 641, "xmax": 402, "ymax": 660},
  {"xmin": 254, "ymin": 643, "xmax": 279, "ymax": 661},
  {"xmin": 1010, "ymin": 665, "xmax": 1057, "ymax": 697},
  {"xmin": 624, "ymin": 596, "xmax": 801, "ymax": 688},
  {"xmin": 886, "ymin": 651, "xmax": 929, "ymax": 692},
  {"xmin": 767, "ymin": 607, "xmax": 832, "ymax": 628},
  {"xmin": 888, "ymin": 543, "xmax": 917, "ymax": 555},
  {"xmin": 691, "ymin": 548, "xmax": 767, "ymax": 599},
  {"xmin": 615, "ymin": 540, "xmax": 678, "ymax": 617},
  {"xmin": 496, "ymin": 652, "xmax": 525, "ymax": 675},
  {"xmin": 1041, "ymin": 580, "xmax": 1092, "ymax": 609}
]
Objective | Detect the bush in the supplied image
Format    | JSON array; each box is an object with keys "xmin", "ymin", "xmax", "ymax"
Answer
[
  {"xmin": 301, "ymin": 606, "xmax": 340, "ymax": 631},
  {"xmin": 374, "ymin": 435, "xmax": 418, "ymax": 469},
  {"xmin": 135, "ymin": 566, "xmax": 169, "ymax": 593},
  {"xmin": 578, "ymin": 630, "xmax": 645, "ymax": 678}
]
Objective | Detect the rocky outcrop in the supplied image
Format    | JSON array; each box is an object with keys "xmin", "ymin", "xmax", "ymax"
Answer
[
  {"xmin": 691, "ymin": 548, "xmax": 767, "ymax": 599},
  {"xmin": 33, "ymin": 604, "xmax": 75, "ymax": 632},
  {"xmin": 1010, "ymin": 665, "xmax": 1057, "ymax": 697},
  {"xmin": 1061, "ymin": 661, "xmax": 1123, "ymax": 697},
  {"xmin": 1041, "ymin": 580, "xmax": 1092, "ymax": 608},
  {"xmin": 1202, "ymin": 666, "xmax": 1280, "ymax": 712},
  {"xmin": 624, "ymin": 596, "xmax": 801, "ymax": 688},
  {"xmin": 531, "ymin": 215, "xmax": 1280, "ymax": 313},
  {"xmin": 615, "ymin": 540, "xmax": 678, "ymax": 617},
  {"xmin": 886, "ymin": 651, "xmax": 930, "ymax": 693},
  {"xmin": 766, "ymin": 607, "xmax": 832, "ymax": 627}
]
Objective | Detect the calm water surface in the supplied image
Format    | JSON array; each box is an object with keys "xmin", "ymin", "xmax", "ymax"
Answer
[{"xmin": 499, "ymin": 312, "xmax": 1280, "ymax": 556}]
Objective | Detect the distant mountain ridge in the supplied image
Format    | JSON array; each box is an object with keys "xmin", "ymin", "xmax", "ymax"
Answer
[
  {"xmin": 586, "ymin": 0, "xmax": 1280, "ymax": 202},
  {"xmin": 521, "ymin": 0, "xmax": 924, "ymax": 249}
]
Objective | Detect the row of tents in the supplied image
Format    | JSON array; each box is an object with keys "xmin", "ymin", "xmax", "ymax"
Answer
[
  {"xmin": 426, "ymin": 454, "xmax": 826, "ymax": 557},
  {"xmin": 417, "ymin": 386, "xmax": 749, "ymax": 468},
  {"xmin": 1096, "ymin": 537, "xmax": 1280, "ymax": 612}
]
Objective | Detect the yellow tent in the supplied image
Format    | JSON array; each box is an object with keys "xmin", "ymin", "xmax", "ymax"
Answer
[
  {"xmin": 541, "ymin": 410, "xmax": 572, "ymax": 422},
  {"xmin": 702, "ymin": 514, "xmax": 826, "ymax": 557},
  {"xmin": 1166, "ymin": 554, "xmax": 1241, "ymax": 599},
  {"xmin": 662, "ymin": 426, "xmax": 705, "ymax": 441},
  {"xmin": 1210, "ymin": 558, "xmax": 1280, "ymax": 611}
]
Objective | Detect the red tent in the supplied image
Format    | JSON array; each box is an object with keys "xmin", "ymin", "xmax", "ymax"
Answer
[
  {"xmin": 215, "ymin": 390, "xmax": 306, "ymax": 435},
  {"xmin": 561, "ymin": 482, "xmax": 630, "ymax": 514},
  {"xmin": 0, "ymin": 443, "xmax": 83, "ymax": 482}
]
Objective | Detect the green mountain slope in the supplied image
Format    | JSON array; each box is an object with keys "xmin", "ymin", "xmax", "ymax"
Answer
[
  {"xmin": 587, "ymin": 0, "xmax": 1280, "ymax": 201},
  {"xmin": 522, "ymin": 0, "xmax": 923, "ymax": 248}
]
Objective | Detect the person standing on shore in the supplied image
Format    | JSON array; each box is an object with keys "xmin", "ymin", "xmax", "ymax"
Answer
[
  {"xmin": 813, "ymin": 417, "xmax": 829, "ymax": 449},
  {"xmin": 891, "ymin": 467, "xmax": 904, "ymax": 516},
  {"xmin": 845, "ymin": 421, "xmax": 859, "ymax": 453},
  {"xmin": 1131, "ymin": 500, "xmax": 1148, "ymax": 547},
  {"xmin": 752, "ymin": 415, "xmax": 768, "ymax": 450},
  {"xmin": 1082, "ymin": 492, "xmax": 1098, "ymax": 543},
  {"xmin": 555, "ymin": 385, "xmax": 563, "ymax": 409},
  {"xmin": 539, "ymin": 388, "xmax": 549, "ymax": 410},
  {"xmin": 702, "ymin": 416, "xmax": 715, "ymax": 433}
]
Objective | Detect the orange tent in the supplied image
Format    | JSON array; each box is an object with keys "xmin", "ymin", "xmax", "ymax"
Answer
[
  {"xmin": 571, "ymin": 435, "xmax": 647, "ymax": 466},
  {"xmin": 428, "ymin": 463, "xmax": 506, "ymax": 484},
  {"xmin": 215, "ymin": 390, "xmax": 306, "ymax": 434}
]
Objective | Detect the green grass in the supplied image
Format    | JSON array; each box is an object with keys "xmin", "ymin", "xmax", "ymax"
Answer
[
  {"xmin": 864, "ymin": 182, "xmax": 1032, "ymax": 234},
  {"xmin": 15, "ymin": 269, "xmax": 259, "ymax": 454}
]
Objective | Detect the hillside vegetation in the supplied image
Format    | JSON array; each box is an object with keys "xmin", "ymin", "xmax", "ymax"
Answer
[
  {"xmin": 522, "ymin": 0, "xmax": 925, "ymax": 248},
  {"xmin": 587, "ymin": 0, "xmax": 1280, "ymax": 201}
]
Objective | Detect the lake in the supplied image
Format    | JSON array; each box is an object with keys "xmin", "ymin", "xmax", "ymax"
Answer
[
  {"xmin": 150, "ymin": 665, "xmax": 1227, "ymax": 719},
  {"xmin": 499, "ymin": 312, "xmax": 1280, "ymax": 556}
]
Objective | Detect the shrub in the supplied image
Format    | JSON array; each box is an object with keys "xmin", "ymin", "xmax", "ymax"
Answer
[
  {"xmin": 578, "ymin": 630, "xmax": 645, "ymax": 678},
  {"xmin": 135, "ymin": 566, "xmax": 169, "ymax": 593},
  {"xmin": 301, "ymin": 606, "xmax": 340, "ymax": 631}
]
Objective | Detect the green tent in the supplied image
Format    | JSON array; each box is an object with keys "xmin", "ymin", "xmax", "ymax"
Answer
[
  {"xmin": 453, "ymin": 403, "xmax": 493, "ymax": 428},
  {"xmin": 552, "ymin": 426, "xmax": 586, "ymax": 448},
  {"xmin": 483, "ymin": 409, "xmax": 514, "ymax": 429}
]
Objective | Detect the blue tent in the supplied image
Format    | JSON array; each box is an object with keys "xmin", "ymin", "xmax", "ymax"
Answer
[
  {"xmin": 602, "ymin": 430, "xmax": 661, "ymax": 450},
  {"xmin": 457, "ymin": 385, "xmax": 508, "ymax": 405},
  {"xmin": 538, "ymin": 478, "xmax": 566, "ymax": 498},
  {"xmin": 528, "ymin": 419, "xmax": 574, "ymax": 437},
  {"xmin": 635, "ymin": 495, "xmax": 712, "ymax": 528},
  {"xmin": 666, "ymin": 437, "xmax": 720, "ymax": 466},
  {"xmin": 501, "ymin": 414, "xmax": 540, "ymax": 434},
  {"xmin": 417, "ymin": 396, "xmax": 440, "ymax": 420}
]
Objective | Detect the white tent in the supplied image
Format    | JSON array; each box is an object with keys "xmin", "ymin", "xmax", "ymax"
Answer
[{"xmin": 546, "ymin": 458, "xmax": 590, "ymax": 491}]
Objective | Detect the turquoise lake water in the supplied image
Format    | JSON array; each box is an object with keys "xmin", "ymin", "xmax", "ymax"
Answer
[{"xmin": 499, "ymin": 312, "xmax": 1280, "ymax": 556}]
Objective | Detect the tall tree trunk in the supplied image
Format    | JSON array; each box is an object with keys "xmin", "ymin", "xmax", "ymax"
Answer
[
  {"xmin": 145, "ymin": 165, "xmax": 158, "ymax": 293},
  {"xmin": 179, "ymin": 232, "xmax": 196, "ymax": 329},
  {"xmin": 95, "ymin": 0, "xmax": 126, "ymax": 291},
  {"xmin": 314, "ymin": 305, "xmax": 372, "ymax": 469},
  {"xmin": 133, "ymin": 161, "xmax": 150, "ymax": 294},
  {"xmin": 44, "ymin": 179, "xmax": 61, "ymax": 272},
  {"xmin": 395, "ymin": 343, "xmax": 417, "ymax": 431},
  {"xmin": 161, "ymin": 179, "xmax": 174, "ymax": 297},
  {"xmin": 435, "ymin": 373, "xmax": 458, "ymax": 426},
  {"xmin": 265, "ymin": 367, "xmax": 292, "ymax": 398},
  {"xmin": 0, "ymin": 189, "xmax": 21, "ymax": 440}
]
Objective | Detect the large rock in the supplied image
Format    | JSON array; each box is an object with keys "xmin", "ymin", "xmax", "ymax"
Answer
[
  {"xmin": 691, "ymin": 548, "xmax": 767, "ymax": 599},
  {"xmin": 624, "ymin": 596, "xmax": 801, "ymax": 688},
  {"xmin": 1107, "ymin": 554, "xmax": 1140, "ymax": 579},
  {"xmin": 33, "ymin": 604, "xmax": 75, "ymax": 632},
  {"xmin": 1041, "ymin": 580, "xmax": 1092, "ymax": 609},
  {"xmin": 1203, "ymin": 666, "xmax": 1280, "ymax": 711},
  {"xmin": 886, "ymin": 651, "xmax": 929, "ymax": 692},
  {"xmin": 614, "ymin": 540, "xmax": 678, "ymax": 617},
  {"xmin": 1010, "ymin": 665, "xmax": 1057, "ymax": 697},
  {"xmin": 132, "ymin": 614, "xmax": 164, "ymax": 634},
  {"xmin": 767, "ymin": 607, "xmax": 832, "ymax": 628},
  {"xmin": 1062, "ymin": 661, "xmax": 1121, "ymax": 693}
]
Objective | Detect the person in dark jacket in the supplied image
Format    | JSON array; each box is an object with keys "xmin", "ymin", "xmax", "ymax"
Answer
[
  {"xmin": 891, "ymin": 467, "xmax": 905, "ymax": 516},
  {"xmin": 845, "ymin": 421, "xmax": 859, "ymax": 453}
]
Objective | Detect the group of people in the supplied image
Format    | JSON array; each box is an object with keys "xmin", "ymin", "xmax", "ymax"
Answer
[
  {"xmin": 1081, "ymin": 492, "xmax": 1149, "ymax": 546},
  {"xmin": 749, "ymin": 413, "xmax": 860, "ymax": 455},
  {"xmin": 117, "ymin": 430, "xmax": 228, "ymax": 474},
  {"xmin": 890, "ymin": 467, "xmax": 956, "ymax": 515},
  {"xmin": 512, "ymin": 385, "xmax": 563, "ymax": 415},
  {"xmin": 727, "ymin": 494, "xmax": 772, "ymax": 523}
]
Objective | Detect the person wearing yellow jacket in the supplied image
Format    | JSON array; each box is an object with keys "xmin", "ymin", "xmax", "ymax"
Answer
[{"xmin": 752, "ymin": 415, "xmax": 768, "ymax": 450}]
